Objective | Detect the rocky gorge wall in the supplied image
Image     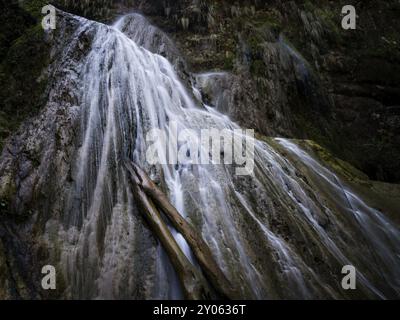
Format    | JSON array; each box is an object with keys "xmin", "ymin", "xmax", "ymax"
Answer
[
  {"xmin": 0, "ymin": 0, "xmax": 399, "ymax": 300},
  {"xmin": 116, "ymin": 0, "xmax": 400, "ymax": 183},
  {"xmin": 2, "ymin": 1, "xmax": 400, "ymax": 182}
]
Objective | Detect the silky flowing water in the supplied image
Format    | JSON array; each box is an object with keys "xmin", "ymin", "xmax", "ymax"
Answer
[{"xmin": 41, "ymin": 13, "xmax": 400, "ymax": 299}]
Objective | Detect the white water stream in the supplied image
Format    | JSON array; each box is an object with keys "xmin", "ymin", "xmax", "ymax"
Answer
[{"xmin": 45, "ymin": 13, "xmax": 400, "ymax": 299}]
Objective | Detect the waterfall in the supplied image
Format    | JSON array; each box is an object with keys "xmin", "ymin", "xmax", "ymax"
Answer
[{"xmin": 33, "ymin": 12, "xmax": 400, "ymax": 300}]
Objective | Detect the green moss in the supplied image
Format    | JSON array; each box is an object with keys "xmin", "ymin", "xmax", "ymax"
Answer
[
  {"xmin": 250, "ymin": 59, "xmax": 266, "ymax": 76},
  {"xmin": 267, "ymin": 136, "xmax": 400, "ymax": 224},
  {"xmin": 21, "ymin": 0, "xmax": 50, "ymax": 18},
  {"xmin": 223, "ymin": 53, "xmax": 234, "ymax": 71},
  {"xmin": 0, "ymin": 2, "xmax": 35, "ymax": 61},
  {"xmin": 297, "ymin": 139, "xmax": 400, "ymax": 224},
  {"xmin": 298, "ymin": 140, "xmax": 369, "ymax": 182},
  {"xmin": 0, "ymin": 17, "xmax": 50, "ymax": 151},
  {"xmin": 261, "ymin": 134, "xmax": 365, "ymax": 185},
  {"xmin": 243, "ymin": 10, "xmax": 281, "ymax": 30},
  {"xmin": 0, "ymin": 175, "xmax": 17, "ymax": 218},
  {"xmin": 0, "ymin": 199, "xmax": 9, "ymax": 217},
  {"xmin": 302, "ymin": 1, "xmax": 315, "ymax": 12}
]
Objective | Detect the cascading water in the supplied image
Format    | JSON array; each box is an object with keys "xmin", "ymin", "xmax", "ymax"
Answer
[{"xmin": 34, "ymin": 12, "xmax": 400, "ymax": 300}]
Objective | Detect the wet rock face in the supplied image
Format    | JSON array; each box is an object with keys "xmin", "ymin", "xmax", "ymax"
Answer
[
  {"xmin": 0, "ymin": 1, "xmax": 399, "ymax": 300},
  {"xmin": 192, "ymin": 32, "xmax": 332, "ymax": 140},
  {"xmin": 10, "ymin": 1, "xmax": 398, "ymax": 183},
  {"xmin": 0, "ymin": 10, "xmax": 97, "ymax": 299},
  {"xmin": 96, "ymin": 0, "xmax": 399, "ymax": 183},
  {"xmin": 114, "ymin": 13, "xmax": 190, "ymax": 82},
  {"xmin": 0, "ymin": 11, "xmax": 181, "ymax": 299}
]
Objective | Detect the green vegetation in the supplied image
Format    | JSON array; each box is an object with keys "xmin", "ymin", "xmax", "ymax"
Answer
[
  {"xmin": 21, "ymin": 0, "xmax": 49, "ymax": 18},
  {"xmin": 0, "ymin": 1, "xmax": 51, "ymax": 150},
  {"xmin": 299, "ymin": 139, "xmax": 369, "ymax": 182}
]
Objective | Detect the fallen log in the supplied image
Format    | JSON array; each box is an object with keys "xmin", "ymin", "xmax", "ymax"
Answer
[
  {"xmin": 126, "ymin": 161, "xmax": 240, "ymax": 300},
  {"xmin": 124, "ymin": 161, "xmax": 213, "ymax": 300}
]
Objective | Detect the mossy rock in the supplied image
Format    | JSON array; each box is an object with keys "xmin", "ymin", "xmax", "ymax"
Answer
[
  {"xmin": 266, "ymin": 136, "xmax": 400, "ymax": 226},
  {"xmin": 0, "ymin": 11, "xmax": 51, "ymax": 151},
  {"xmin": 298, "ymin": 139, "xmax": 369, "ymax": 183}
]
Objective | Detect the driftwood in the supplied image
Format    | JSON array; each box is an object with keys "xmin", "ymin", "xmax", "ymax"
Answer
[
  {"xmin": 125, "ymin": 160, "xmax": 240, "ymax": 300},
  {"xmin": 124, "ymin": 161, "xmax": 212, "ymax": 300}
]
